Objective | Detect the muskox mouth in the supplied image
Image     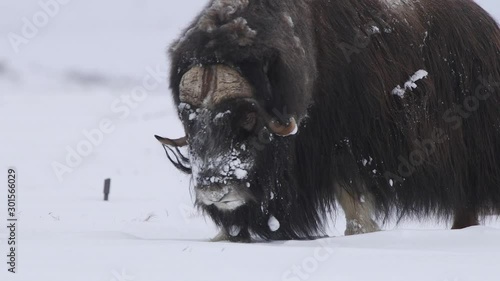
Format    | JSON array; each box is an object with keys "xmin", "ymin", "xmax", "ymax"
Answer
[
  {"xmin": 196, "ymin": 185, "xmax": 254, "ymax": 211},
  {"xmin": 214, "ymin": 198, "xmax": 246, "ymax": 210}
]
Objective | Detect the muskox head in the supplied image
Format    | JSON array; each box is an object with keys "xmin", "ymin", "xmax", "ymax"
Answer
[{"xmin": 156, "ymin": 64, "xmax": 297, "ymax": 211}]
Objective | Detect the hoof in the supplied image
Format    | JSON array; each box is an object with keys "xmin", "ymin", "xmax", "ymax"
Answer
[
  {"xmin": 211, "ymin": 228, "xmax": 251, "ymax": 243},
  {"xmin": 345, "ymin": 219, "xmax": 380, "ymax": 236}
]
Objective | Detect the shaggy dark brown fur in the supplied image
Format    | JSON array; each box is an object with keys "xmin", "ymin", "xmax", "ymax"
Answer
[{"xmin": 162, "ymin": 0, "xmax": 500, "ymax": 240}]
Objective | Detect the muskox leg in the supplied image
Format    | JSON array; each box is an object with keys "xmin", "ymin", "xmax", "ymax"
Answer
[
  {"xmin": 211, "ymin": 227, "xmax": 251, "ymax": 243},
  {"xmin": 337, "ymin": 187, "xmax": 380, "ymax": 236},
  {"xmin": 452, "ymin": 208, "xmax": 479, "ymax": 229}
]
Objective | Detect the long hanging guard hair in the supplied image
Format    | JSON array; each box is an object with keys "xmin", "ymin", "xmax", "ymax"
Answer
[{"xmin": 161, "ymin": 144, "xmax": 192, "ymax": 174}]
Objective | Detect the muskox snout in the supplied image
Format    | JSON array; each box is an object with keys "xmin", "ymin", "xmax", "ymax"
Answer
[{"xmin": 196, "ymin": 184, "xmax": 253, "ymax": 211}]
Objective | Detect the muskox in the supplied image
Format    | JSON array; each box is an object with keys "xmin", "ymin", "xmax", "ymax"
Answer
[{"xmin": 156, "ymin": 0, "xmax": 500, "ymax": 242}]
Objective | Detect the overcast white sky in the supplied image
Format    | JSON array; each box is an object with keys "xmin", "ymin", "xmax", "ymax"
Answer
[{"xmin": 0, "ymin": 0, "xmax": 498, "ymax": 78}]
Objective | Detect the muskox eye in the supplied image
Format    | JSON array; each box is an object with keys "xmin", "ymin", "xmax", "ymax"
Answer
[{"xmin": 240, "ymin": 112, "xmax": 257, "ymax": 132}]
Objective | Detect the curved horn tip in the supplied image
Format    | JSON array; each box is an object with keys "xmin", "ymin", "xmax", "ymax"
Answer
[
  {"xmin": 154, "ymin": 135, "xmax": 188, "ymax": 147},
  {"xmin": 269, "ymin": 117, "xmax": 298, "ymax": 137}
]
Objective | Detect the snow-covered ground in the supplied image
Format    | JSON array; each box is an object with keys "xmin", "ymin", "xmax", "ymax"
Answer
[{"xmin": 1, "ymin": 1, "xmax": 500, "ymax": 281}]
